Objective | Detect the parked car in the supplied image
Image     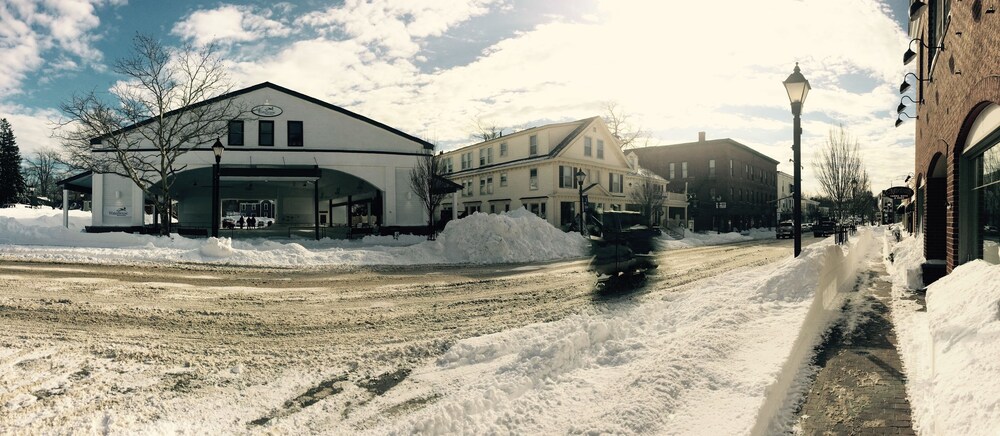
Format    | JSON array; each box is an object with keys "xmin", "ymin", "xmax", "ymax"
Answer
[
  {"xmin": 813, "ymin": 220, "xmax": 837, "ymax": 237},
  {"xmin": 776, "ymin": 221, "xmax": 794, "ymax": 239}
]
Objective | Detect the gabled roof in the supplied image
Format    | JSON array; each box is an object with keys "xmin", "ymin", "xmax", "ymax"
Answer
[
  {"xmin": 92, "ymin": 82, "xmax": 434, "ymax": 149},
  {"xmin": 548, "ymin": 116, "xmax": 602, "ymax": 156}
]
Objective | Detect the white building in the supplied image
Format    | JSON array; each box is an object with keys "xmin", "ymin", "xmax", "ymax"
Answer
[
  {"xmin": 777, "ymin": 171, "xmax": 793, "ymax": 222},
  {"xmin": 438, "ymin": 117, "xmax": 685, "ymax": 229},
  {"xmin": 59, "ymin": 82, "xmax": 435, "ymax": 238}
]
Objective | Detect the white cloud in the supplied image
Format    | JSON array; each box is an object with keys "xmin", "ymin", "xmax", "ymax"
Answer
[
  {"xmin": 0, "ymin": 0, "xmax": 115, "ymax": 97},
  {"xmin": 0, "ymin": 104, "xmax": 64, "ymax": 157},
  {"xmin": 301, "ymin": 0, "xmax": 500, "ymax": 59},
  {"xmin": 172, "ymin": 5, "xmax": 291, "ymax": 47}
]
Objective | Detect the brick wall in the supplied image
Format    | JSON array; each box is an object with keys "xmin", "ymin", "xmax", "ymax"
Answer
[{"xmin": 911, "ymin": 2, "xmax": 1000, "ymax": 272}]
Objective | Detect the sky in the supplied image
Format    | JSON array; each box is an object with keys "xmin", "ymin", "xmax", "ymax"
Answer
[{"xmin": 0, "ymin": 0, "xmax": 917, "ymax": 196}]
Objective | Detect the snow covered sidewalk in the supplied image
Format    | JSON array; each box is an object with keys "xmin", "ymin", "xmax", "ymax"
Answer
[
  {"xmin": 319, "ymin": 230, "xmax": 881, "ymax": 434},
  {"xmin": 884, "ymin": 229, "xmax": 1000, "ymax": 435}
]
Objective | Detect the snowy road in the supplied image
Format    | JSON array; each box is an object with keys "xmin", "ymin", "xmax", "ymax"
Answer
[{"xmin": 0, "ymin": 236, "xmax": 819, "ymax": 433}]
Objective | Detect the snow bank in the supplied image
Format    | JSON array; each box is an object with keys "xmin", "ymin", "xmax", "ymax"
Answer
[
  {"xmin": 0, "ymin": 206, "xmax": 587, "ymax": 266},
  {"xmin": 657, "ymin": 228, "xmax": 776, "ymax": 250},
  {"xmin": 885, "ymin": 229, "xmax": 1000, "ymax": 435},
  {"xmin": 349, "ymin": 234, "xmax": 880, "ymax": 435},
  {"xmin": 429, "ymin": 209, "xmax": 588, "ymax": 264}
]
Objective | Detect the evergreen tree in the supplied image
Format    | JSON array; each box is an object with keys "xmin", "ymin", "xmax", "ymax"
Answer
[{"xmin": 0, "ymin": 118, "xmax": 26, "ymax": 206}]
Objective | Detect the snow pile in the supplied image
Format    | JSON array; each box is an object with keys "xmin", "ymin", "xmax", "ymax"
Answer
[
  {"xmin": 885, "ymin": 230, "xmax": 1000, "ymax": 435},
  {"xmin": 657, "ymin": 228, "xmax": 776, "ymax": 250},
  {"xmin": 429, "ymin": 209, "xmax": 588, "ymax": 264},
  {"xmin": 884, "ymin": 225, "xmax": 926, "ymax": 290},
  {"xmin": 0, "ymin": 206, "xmax": 587, "ymax": 266},
  {"xmin": 348, "ymin": 236, "xmax": 877, "ymax": 435},
  {"xmin": 199, "ymin": 237, "xmax": 235, "ymax": 258}
]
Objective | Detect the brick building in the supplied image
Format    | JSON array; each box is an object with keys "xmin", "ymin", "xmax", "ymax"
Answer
[
  {"xmin": 632, "ymin": 133, "xmax": 778, "ymax": 232},
  {"xmin": 904, "ymin": 0, "xmax": 1000, "ymax": 282}
]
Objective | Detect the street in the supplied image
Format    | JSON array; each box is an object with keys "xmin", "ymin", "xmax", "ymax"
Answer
[{"xmin": 0, "ymin": 235, "xmax": 824, "ymax": 432}]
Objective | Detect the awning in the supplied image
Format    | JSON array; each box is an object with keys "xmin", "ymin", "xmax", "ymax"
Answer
[
  {"xmin": 431, "ymin": 175, "xmax": 463, "ymax": 195},
  {"xmin": 56, "ymin": 171, "xmax": 93, "ymax": 194}
]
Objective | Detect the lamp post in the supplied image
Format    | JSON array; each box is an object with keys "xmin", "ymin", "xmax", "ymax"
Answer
[
  {"xmin": 783, "ymin": 62, "xmax": 810, "ymax": 257},
  {"xmin": 211, "ymin": 138, "xmax": 224, "ymax": 238},
  {"xmin": 575, "ymin": 169, "xmax": 586, "ymax": 235}
]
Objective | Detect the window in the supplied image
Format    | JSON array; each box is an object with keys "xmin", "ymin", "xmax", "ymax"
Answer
[
  {"xmin": 287, "ymin": 121, "xmax": 303, "ymax": 146},
  {"xmin": 928, "ymin": 0, "xmax": 950, "ymax": 73},
  {"xmin": 480, "ymin": 177, "xmax": 493, "ymax": 195},
  {"xmin": 730, "ymin": 159, "xmax": 733, "ymax": 177},
  {"xmin": 444, "ymin": 157, "xmax": 454, "ymax": 173},
  {"xmin": 529, "ymin": 168, "xmax": 538, "ymax": 190},
  {"xmin": 682, "ymin": 162, "xmax": 688, "ymax": 178},
  {"xmin": 609, "ymin": 173, "xmax": 623, "ymax": 193},
  {"xmin": 488, "ymin": 148, "xmax": 493, "ymax": 164},
  {"xmin": 584, "ymin": 137, "xmax": 592, "ymax": 157},
  {"xmin": 461, "ymin": 152, "xmax": 472, "ymax": 170},
  {"xmin": 500, "ymin": 142, "xmax": 508, "ymax": 157},
  {"xmin": 730, "ymin": 187, "xmax": 734, "ymax": 198},
  {"xmin": 559, "ymin": 166, "xmax": 578, "ymax": 188},
  {"xmin": 710, "ymin": 188, "xmax": 716, "ymax": 199},
  {"xmin": 500, "ymin": 172, "xmax": 508, "ymax": 187},
  {"xmin": 709, "ymin": 159, "xmax": 716, "ymax": 178},
  {"xmin": 526, "ymin": 201, "xmax": 546, "ymax": 219},
  {"xmin": 480, "ymin": 149, "xmax": 486, "ymax": 166},
  {"xmin": 258, "ymin": 121, "xmax": 274, "ymax": 146},
  {"xmin": 965, "ymin": 139, "xmax": 1000, "ymax": 264},
  {"xmin": 228, "ymin": 120, "xmax": 244, "ymax": 146},
  {"xmin": 669, "ymin": 163, "xmax": 675, "ymax": 179},
  {"xmin": 529, "ymin": 135, "xmax": 538, "ymax": 155},
  {"xmin": 597, "ymin": 140, "xmax": 604, "ymax": 159},
  {"xmin": 463, "ymin": 180, "xmax": 473, "ymax": 197}
]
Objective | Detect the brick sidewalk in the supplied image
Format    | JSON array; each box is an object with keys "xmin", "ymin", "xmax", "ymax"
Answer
[{"xmin": 796, "ymin": 262, "xmax": 916, "ymax": 435}]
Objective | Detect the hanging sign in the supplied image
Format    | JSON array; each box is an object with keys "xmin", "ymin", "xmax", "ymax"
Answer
[
  {"xmin": 883, "ymin": 186, "xmax": 914, "ymax": 200},
  {"xmin": 251, "ymin": 104, "xmax": 283, "ymax": 117}
]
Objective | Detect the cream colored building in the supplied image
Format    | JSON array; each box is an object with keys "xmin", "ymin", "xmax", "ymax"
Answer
[{"xmin": 439, "ymin": 117, "xmax": 686, "ymax": 229}]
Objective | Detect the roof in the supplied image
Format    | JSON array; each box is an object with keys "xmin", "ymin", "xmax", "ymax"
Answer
[
  {"xmin": 91, "ymin": 82, "xmax": 434, "ymax": 150},
  {"xmin": 634, "ymin": 138, "xmax": 780, "ymax": 165},
  {"xmin": 448, "ymin": 116, "xmax": 600, "ymax": 155},
  {"xmin": 56, "ymin": 171, "xmax": 93, "ymax": 193}
]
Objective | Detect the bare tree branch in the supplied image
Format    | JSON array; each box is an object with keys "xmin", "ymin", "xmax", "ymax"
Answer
[
  {"xmin": 409, "ymin": 150, "xmax": 448, "ymax": 239},
  {"xmin": 628, "ymin": 174, "xmax": 666, "ymax": 226},
  {"xmin": 470, "ymin": 117, "xmax": 505, "ymax": 142},
  {"xmin": 55, "ymin": 33, "xmax": 246, "ymax": 235},
  {"xmin": 603, "ymin": 102, "xmax": 649, "ymax": 150},
  {"xmin": 812, "ymin": 125, "xmax": 871, "ymax": 221}
]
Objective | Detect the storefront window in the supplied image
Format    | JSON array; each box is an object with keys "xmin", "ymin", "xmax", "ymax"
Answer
[{"xmin": 973, "ymin": 144, "xmax": 1000, "ymax": 264}]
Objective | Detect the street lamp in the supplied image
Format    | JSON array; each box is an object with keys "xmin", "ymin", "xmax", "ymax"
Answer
[
  {"xmin": 211, "ymin": 138, "xmax": 224, "ymax": 238},
  {"xmin": 575, "ymin": 169, "xmax": 586, "ymax": 235},
  {"xmin": 783, "ymin": 62, "xmax": 810, "ymax": 257}
]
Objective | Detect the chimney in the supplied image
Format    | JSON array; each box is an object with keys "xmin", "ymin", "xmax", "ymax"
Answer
[{"xmin": 698, "ymin": 131, "xmax": 706, "ymax": 142}]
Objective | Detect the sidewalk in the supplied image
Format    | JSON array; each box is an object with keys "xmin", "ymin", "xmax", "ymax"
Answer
[{"xmin": 796, "ymin": 261, "xmax": 916, "ymax": 435}]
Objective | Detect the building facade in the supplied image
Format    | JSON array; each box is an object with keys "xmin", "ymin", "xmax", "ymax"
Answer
[
  {"xmin": 439, "ymin": 117, "xmax": 686, "ymax": 229},
  {"xmin": 777, "ymin": 171, "xmax": 794, "ymax": 222},
  {"xmin": 632, "ymin": 133, "xmax": 779, "ymax": 232},
  {"xmin": 59, "ymin": 82, "xmax": 434, "ymax": 238},
  {"xmin": 905, "ymin": 1, "xmax": 1000, "ymax": 279}
]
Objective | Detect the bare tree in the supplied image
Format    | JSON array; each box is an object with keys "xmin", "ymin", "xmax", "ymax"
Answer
[
  {"xmin": 56, "ymin": 34, "xmax": 244, "ymax": 234},
  {"xmin": 471, "ymin": 117, "xmax": 505, "ymax": 142},
  {"xmin": 629, "ymin": 174, "xmax": 666, "ymax": 226},
  {"xmin": 24, "ymin": 149, "xmax": 65, "ymax": 201},
  {"xmin": 813, "ymin": 125, "xmax": 871, "ymax": 221},
  {"xmin": 603, "ymin": 102, "xmax": 649, "ymax": 150},
  {"xmin": 409, "ymin": 150, "xmax": 448, "ymax": 239}
]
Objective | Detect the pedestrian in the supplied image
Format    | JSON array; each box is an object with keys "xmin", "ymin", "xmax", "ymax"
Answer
[
  {"xmin": 248, "ymin": 215, "xmax": 256, "ymax": 228},
  {"xmin": 238, "ymin": 215, "xmax": 245, "ymax": 229}
]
